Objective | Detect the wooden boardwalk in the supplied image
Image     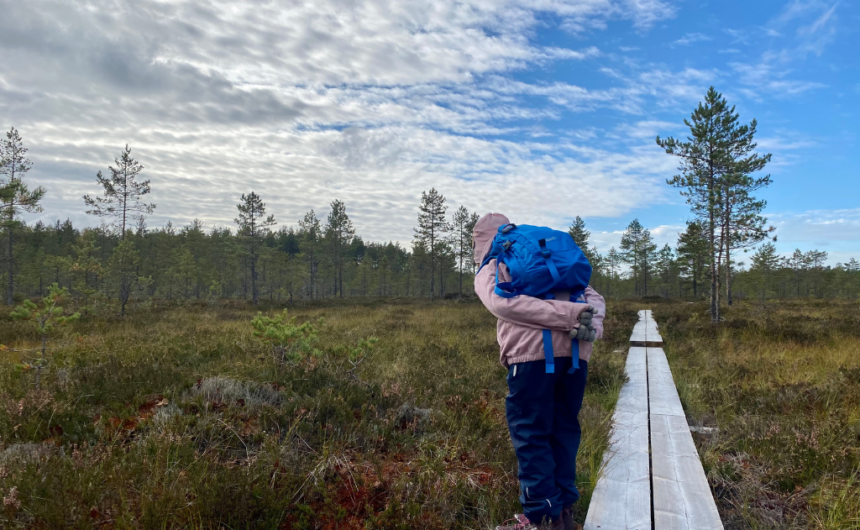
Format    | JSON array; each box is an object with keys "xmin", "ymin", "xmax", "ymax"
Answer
[{"xmin": 584, "ymin": 310, "xmax": 722, "ymax": 530}]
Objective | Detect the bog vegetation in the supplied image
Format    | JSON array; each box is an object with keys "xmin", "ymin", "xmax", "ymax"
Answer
[
  {"xmin": 2, "ymin": 299, "xmax": 859, "ymax": 528},
  {"xmin": 0, "ymin": 299, "xmax": 633, "ymax": 529}
]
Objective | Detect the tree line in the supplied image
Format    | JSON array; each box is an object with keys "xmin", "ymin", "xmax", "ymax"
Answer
[{"xmin": 3, "ymin": 87, "xmax": 859, "ymax": 314}]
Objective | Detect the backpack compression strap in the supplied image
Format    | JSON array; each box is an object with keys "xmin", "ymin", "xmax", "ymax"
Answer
[
  {"xmin": 569, "ymin": 289, "xmax": 586, "ymax": 374},
  {"xmin": 541, "ymin": 289, "xmax": 587, "ymax": 374}
]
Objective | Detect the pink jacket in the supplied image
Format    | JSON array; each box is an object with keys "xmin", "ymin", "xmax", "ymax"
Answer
[{"xmin": 473, "ymin": 213, "xmax": 606, "ymax": 368}]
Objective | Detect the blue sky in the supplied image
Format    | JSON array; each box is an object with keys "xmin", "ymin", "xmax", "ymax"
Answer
[{"xmin": 1, "ymin": 0, "xmax": 857, "ymax": 265}]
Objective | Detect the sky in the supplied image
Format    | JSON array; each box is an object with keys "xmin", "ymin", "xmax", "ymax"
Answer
[{"xmin": 1, "ymin": 0, "xmax": 857, "ymax": 266}]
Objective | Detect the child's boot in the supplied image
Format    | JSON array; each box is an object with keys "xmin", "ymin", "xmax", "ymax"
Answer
[
  {"xmin": 495, "ymin": 514, "xmax": 564, "ymax": 530},
  {"xmin": 561, "ymin": 505, "xmax": 577, "ymax": 530}
]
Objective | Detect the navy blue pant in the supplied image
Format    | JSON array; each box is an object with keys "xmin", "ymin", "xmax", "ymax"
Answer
[{"xmin": 505, "ymin": 357, "xmax": 588, "ymax": 523}]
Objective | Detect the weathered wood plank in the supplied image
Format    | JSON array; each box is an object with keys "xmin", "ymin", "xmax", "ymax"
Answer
[
  {"xmin": 631, "ymin": 311, "xmax": 663, "ymax": 346},
  {"xmin": 647, "ymin": 347, "xmax": 723, "ymax": 530},
  {"xmin": 587, "ymin": 311, "xmax": 721, "ymax": 530},
  {"xmin": 584, "ymin": 347, "xmax": 651, "ymax": 530}
]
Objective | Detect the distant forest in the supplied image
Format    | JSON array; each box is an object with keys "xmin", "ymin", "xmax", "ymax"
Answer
[{"xmin": 3, "ymin": 102, "xmax": 860, "ymax": 315}]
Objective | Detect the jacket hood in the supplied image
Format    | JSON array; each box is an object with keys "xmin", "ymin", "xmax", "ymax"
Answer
[{"xmin": 472, "ymin": 213, "xmax": 510, "ymax": 266}]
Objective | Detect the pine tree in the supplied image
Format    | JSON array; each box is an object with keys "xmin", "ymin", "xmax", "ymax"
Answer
[
  {"xmin": 657, "ymin": 87, "xmax": 765, "ymax": 322},
  {"xmin": 83, "ymin": 145, "xmax": 155, "ymax": 239},
  {"xmin": 450, "ymin": 206, "xmax": 472, "ymax": 297},
  {"xmin": 414, "ymin": 189, "xmax": 448, "ymax": 299},
  {"xmin": 466, "ymin": 212, "xmax": 480, "ymax": 273},
  {"xmin": 721, "ymin": 120, "xmax": 772, "ymax": 305},
  {"xmin": 620, "ymin": 219, "xmax": 657, "ymax": 297},
  {"xmin": 676, "ymin": 221, "xmax": 709, "ymax": 298},
  {"xmin": 605, "ymin": 247, "xmax": 621, "ymax": 299},
  {"xmin": 299, "ymin": 210, "xmax": 321, "ymax": 299},
  {"xmin": 1, "ymin": 127, "xmax": 45, "ymax": 305},
  {"xmin": 788, "ymin": 249, "xmax": 807, "ymax": 297},
  {"xmin": 69, "ymin": 230, "xmax": 103, "ymax": 311},
  {"xmin": 107, "ymin": 239, "xmax": 142, "ymax": 317},
  {"xmin": 750, "ymin": 242, "xmax": 779, "ymax": 299},
  {"xmin": 325, "ymin": 200, "xmax": 355, "ymax": 298},
  {"xmin": 655, "ymin": 244, "xmax": 676, "ymax": 298},
  {"xmin": 234, "ymin": 192, "xmax": 276, "ymax": 305}
]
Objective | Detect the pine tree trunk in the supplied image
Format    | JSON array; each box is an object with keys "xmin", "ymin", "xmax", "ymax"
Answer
[
  {"xmin": 709, "ymin": 215, "xmax": 718, "ymax": 322},
  {"xmin": 429, "ymin": 237, "xmax": 435, "ymax": 300},
  {"xmin": 6, "ymin": 219, "xmax": 13, "ymax": 305},
  {"xmin": 251, "ymin": 251, "xmax": 258, "ymax": 305},
  {"xmin": 458, "ymin": 259, "xmax": 463, "ymax": 298}
]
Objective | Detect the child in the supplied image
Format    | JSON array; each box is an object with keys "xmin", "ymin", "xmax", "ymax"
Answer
[{"xmin": 472, "ymin": 213, "xmax": 605, "ymax": 530}]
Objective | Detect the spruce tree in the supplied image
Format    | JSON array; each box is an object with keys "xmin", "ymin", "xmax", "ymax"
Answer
[
  {"xmin": 414, "ymin": 189, "xmax": 448, "ymax": 299},
  {"xmin": 83, "ymin": 145, "xmax": 155, "ymax": 239},
  {"xmin": 1, "ymin": 127, "xmax": 45, "ymax": 305},
  {"xmin": 568, "ymin": 216, "xmax": 590, "ymax": 249},
  {"xmin": 234, "ymin": 192, "xmax": 276, "ymax": 305}
]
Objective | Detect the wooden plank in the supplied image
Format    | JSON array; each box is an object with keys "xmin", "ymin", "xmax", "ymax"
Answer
[
  {"xmin": 631, "ymin": 311, "xmax": 662, "ymax": 346},
  {"xmin": 584, "ymin": 346, "xmax": 651, "ymax": 530},
  {"xmin": 647, "ymin": 346, "xmax": 723, "ymax": 530}
]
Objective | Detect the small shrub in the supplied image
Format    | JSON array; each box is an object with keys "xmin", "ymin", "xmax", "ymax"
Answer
[{"xmin": 251, "ymin": 309, "xmax": 321, "ymax": 364}]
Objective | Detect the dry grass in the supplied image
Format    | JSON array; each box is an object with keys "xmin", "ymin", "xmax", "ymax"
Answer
[
  {"xmin": 654, "ymin": 299, "xmax": 860, "ymax": 529},
  {"xmin": 0, "ymin": 298, "xmax": 633, "ymax": 529}
]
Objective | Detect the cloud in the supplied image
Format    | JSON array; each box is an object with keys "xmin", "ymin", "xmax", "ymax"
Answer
[
  {"xmin": 771, "ymin": 0, "xmax": 839, "ymax": 56},
  {"xmin": 765, "ymin": 208, "xmax": 860, "ymax": 265},
  {"xmin": 671, "ymin": 32, "xmax": 711, "ymax": 47},
  {"xmin": 729, "ymin": 59, "xmax": 826, "ymax": 100},
  {"xmin": 1, "ymin": 0, "xmax": 688, "ymax": 245}
]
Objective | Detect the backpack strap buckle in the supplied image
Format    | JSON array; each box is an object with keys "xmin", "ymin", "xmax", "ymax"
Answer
[
  {"xmin": 538, "ymin": 238, "xmax": 552, "ymax": 259},
  {"xmin": 502, "ymin": 240, "xmax": 513, "ymax": 252}
]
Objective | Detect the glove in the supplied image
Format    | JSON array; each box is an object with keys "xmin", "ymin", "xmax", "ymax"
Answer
[
  {"xmin": 570, "ymin": 305, "xmax": 598, "ymax": 342},
  {"xmin": 570, "ymin": 324, "xmax": 597, "ymax": 342},
  {"xmin": 578, "ymin": 305, "xmax": 597, "ymax": 328}
]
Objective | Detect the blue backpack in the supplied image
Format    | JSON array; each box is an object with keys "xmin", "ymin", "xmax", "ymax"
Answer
[{"xmin": 478, "ymin": 223, "xmax": 592, "ymax": 374}]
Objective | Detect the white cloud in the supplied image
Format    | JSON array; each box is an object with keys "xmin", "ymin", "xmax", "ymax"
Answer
[
  {"xmin": 1, "ymin": 0, "xmax": 684, "ymax": 245},
  {"xmin": 671, "ymin": 32, "xmax": 711, "ymax": 47},
  {"xmin": 729, "ymin": 59, "xmax": 825, "ymax": 100},
  {"xmin": 770, "ymin": 209, "xmax": 860, "ymax": 246}
]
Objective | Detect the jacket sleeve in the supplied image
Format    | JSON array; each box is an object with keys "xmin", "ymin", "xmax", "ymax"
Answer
[
  {"xmin": 583, "ymin": 286, "xmax": 606, "ymax": 340},
  {"xmin": 474, "ymin": 259, "xmax": 590, "ymax": 331}
]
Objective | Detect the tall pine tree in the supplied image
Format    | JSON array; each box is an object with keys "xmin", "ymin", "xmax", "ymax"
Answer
[
  {"xmin": 1, "ymin": 127, "xmax": 45, "ymax": 305},
  {"xmin": 658, "ymin": 87, "xmax": 772, "ymax": 320},
  {"xmin": 235, "ymin": 192, "xmax": 276, "ymax": 305},
  {"xmin": 325, "ymin": 200, "xmax": 355, "ymax": 298},
  {"xmin": 414, "ymin": 189, "xmax": 448, "ymax": 299},
  {"xmin": 83, "ymin": 145, "xmax": 155, "ymax": 239}
]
